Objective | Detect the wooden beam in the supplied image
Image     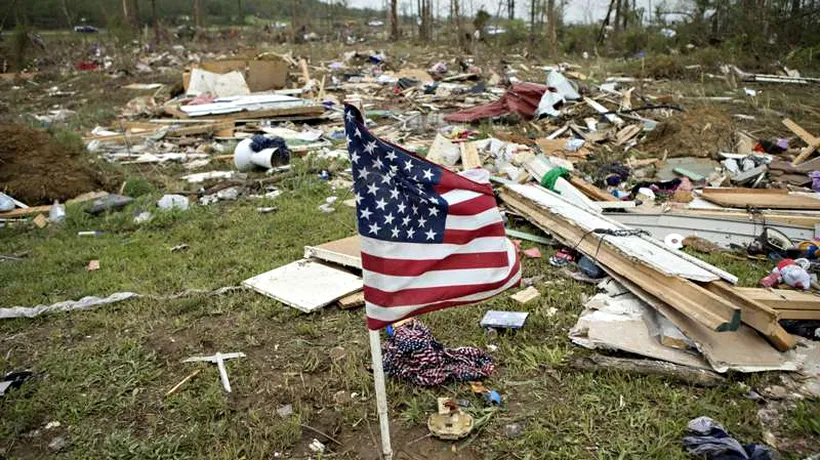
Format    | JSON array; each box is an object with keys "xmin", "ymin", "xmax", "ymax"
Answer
[
  {"xmin": 84, "ymin": 121, "xmax": 235, "ymax": 143},
  {"xmin": 569, "ymin": 354, "xmax": 726, "ymax": 387},
  {"xmin": 500, "ymin": 189, "xmax": 741, "ymax": 332},
  {"xmin": 703, "ymin": 281, "xmax": 796, "ymax": 351},
  {"xmin": 735, "ymin": 287, "xmax": 820, "ymax": 311},
  {"xmin": 770, "ymin": 309, "xmax": 820, "ymax": 320},
  {"xmin": 783, "ymin": 118, "xmax": 817, "ymax": 145},
  {"xmin": 783, "ymin": 118, "xmax": 820, "ymax": 166},
  {"xmin": 568, "ymin": 176, "xmax": 617, "ymax": 202},
  {"xmin": 337, "ymin": 291, "xmax": 364, "ymax": 310},
  {"xmin": 0, "ymin": 205, "xmax": 52, "ymax": 218}
]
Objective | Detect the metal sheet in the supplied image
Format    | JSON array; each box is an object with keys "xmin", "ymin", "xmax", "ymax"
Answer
[{"xmin": 607, "ymin": 212, "xmax": 815, "ymax": 248}]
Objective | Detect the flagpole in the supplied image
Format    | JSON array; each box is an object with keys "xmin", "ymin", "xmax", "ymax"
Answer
[{"xmin": 368, "ymin": 329, "xmax": 393, "ymax": 460}]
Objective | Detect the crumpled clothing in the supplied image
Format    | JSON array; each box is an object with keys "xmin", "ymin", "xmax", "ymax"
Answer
[
  {"xmin": 682, "ymin": 416, "xmax": 776, "ymax": 460},
  {"xmin": 382, "ymin": 320, "xmax": 494, "ymax": 387}
]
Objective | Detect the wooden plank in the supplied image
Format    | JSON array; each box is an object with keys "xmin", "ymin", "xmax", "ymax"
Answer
[
  {"xmin": 500, "ymin": 189, "xmax": 741, "ymax": 332},
  {"xmin": 771, "ymin": 309, "xmax": 820, "ymax": 320},
  {"xmin": 701, "ymin": 189, "xmax": 820, "ymax": 210},
  {"xmin": 783, "ymin": 118, "xmax": 820, "ymax": 166},
  {"xmin": 568, "ymin": 176, "xmax": 617, "ymax": 202},
  {"xmin": 0, "ymin": 205, "xmax": 51, "ymax": 218},
  {"xmin": 602, "ymin": 275, "xmax": 797, "ymax": 373},
  {"xmin": 792, "ymin": 137, "xmax": 820, "ymax": 165},
  {"xmin": 783, "ymin": 118, "xmax": 817, "ymax": 145},
  {"xmin": 337, "ymin": 291, "xmax": 365, "ymax": 310},
  {"xmin": 584, "ymin": 97, "xmax": 624, "ymax": 126},
  {"xmin": 83, "ymin": 121, "xmax": 235, "ymax": 143},
  {"xmin": 196, "ymin": 105, "xmax": 324, "ymax": 122},
  {"xmin": 703, "ymin": 281, "xmax": 796, "ymax": 351},
  {"xmin": 735, "ymin": 287, "xmax": 820, "ymax": 311},
  {"xmin": 460, "ymin": 142, "xmax": 481, "ymax": 169},
  {"xmin": 304, "ymin": 235, "xmax": 362, "ymax": 269},
  {"xmin": 569, "ymin": 354, "xmax": 726, "ymax": 387}
]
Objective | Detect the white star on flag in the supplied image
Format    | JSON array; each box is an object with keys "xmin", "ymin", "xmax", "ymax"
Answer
[{"xmin": 369, "ymin": 223, "xmax": 382, "ymax": 234}]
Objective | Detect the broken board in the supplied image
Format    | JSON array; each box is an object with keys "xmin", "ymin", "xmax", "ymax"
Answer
[
  {"xmin": 701, "ymin": 188, "xmax": 820, "ymax": 210},
  {"xmin": 571, "ymin": 292, "xmax": 711, "ymax": 370},
  {"xmin": 304, "ymin": 235, "xmax": 362, "ymax": 269},
  {"xmin": 243, "ymin": 260, "xmax": 363, "ymax": 313},
  {"xmin": 600, "ymin": 277, "xmax": 797, "ymax": 373}
]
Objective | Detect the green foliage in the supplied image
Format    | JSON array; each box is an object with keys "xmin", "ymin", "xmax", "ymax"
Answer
[
  {"xmin": 11, "ymin": 24, "xmax": 30, "ymax": 71},
  {"xmin": 473, "ymin": 8, "xmax": 491, "ymax": 33}
]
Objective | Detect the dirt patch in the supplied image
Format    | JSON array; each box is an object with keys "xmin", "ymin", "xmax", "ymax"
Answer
[
  {"xmin": 641, "ymin": 106, "xmax": 735, "ymax": 158},
  {"xmin": 0, "ymin": 124, "xmax": 111, "ymax": 205}
]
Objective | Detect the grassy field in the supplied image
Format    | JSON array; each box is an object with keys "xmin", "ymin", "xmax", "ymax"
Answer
[{"xmin": 2, "ymin": 40, "xmax": 820, "ymax": 459}]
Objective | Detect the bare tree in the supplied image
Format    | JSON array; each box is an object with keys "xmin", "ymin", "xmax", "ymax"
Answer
[
  {"xmin": 546, "ymin": 0, "xmax": 557, "ymax": 56},
  {"xmin": 452, "ymin": 0, "xmax": 462, "ymax": 45},
  {"xmin": 60, "ymin": 0, "xmax": 73, "ymax": 28},
  {"xmin": 509, "ymin": 0, "xmax": 515, "ymax": 19},
  {"xmin": 122, "ymin": 0, "xmax": 140, "ymax": 27},
  {"xmin": 193, "ymin": 0, "xmax": 205, "ymax": 29},
  {"xmin": 390, "ymin": 0, "xmax": 399, "ymax": 40},
  {"xmin": 151, "ymin": 0, "xmax": 160, "ymax": 42}
]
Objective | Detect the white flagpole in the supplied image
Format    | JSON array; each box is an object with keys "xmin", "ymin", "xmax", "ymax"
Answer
[{"xmin": 368, "ymin": 329, "xmax": 394, "ymax": 460}]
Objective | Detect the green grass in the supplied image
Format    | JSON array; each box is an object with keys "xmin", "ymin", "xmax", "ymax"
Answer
[{"xmin": 2, "ymin": 173, "xmax": 817, "ymax": 459}]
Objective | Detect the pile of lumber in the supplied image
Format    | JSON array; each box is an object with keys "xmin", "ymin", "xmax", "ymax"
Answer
[{"xmin": 500, "ymin": 183, "xmax": 804, "ymax": 373}]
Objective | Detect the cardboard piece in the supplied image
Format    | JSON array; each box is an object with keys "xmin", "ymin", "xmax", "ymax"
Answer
[
  {"xmin": 248, "ymin": 59, "xmax": 289, "ymax": 92},
  {"xmin": 243, "ymin": 259, "xmax": 363, "ymax": 313}
]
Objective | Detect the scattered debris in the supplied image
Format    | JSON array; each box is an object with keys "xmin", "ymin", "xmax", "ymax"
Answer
[{"xmin": 182, "ymin": 352, "xmax": 246, "ymax": 393}]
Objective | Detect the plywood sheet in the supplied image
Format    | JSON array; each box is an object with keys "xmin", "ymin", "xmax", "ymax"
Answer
[
  {"xmin": 304, "ymin": 235, "xmax": 362, "ymax": 269},
  {"xmin": 243, "ymin": 260, "xmax": 362, "ymax": 313}
]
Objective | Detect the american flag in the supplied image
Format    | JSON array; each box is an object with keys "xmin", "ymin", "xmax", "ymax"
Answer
[{"xmin": 344, "ymin": 104, "xmax": 521, "ymax": 330}]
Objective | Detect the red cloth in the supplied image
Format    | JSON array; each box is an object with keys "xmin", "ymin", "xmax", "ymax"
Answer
[{"xmin": 443, "ymin": 83, "xmax": 548, "ymax": 123}]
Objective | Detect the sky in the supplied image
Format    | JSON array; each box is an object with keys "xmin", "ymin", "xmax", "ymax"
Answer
[{"xmin": 346, "ymin": 0, "xmax": 674, "ymax": 24}]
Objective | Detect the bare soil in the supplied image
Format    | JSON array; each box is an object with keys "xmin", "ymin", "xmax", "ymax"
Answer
[
  {"xmin": 641, "ymin": 106, "xmax": 735, "ymax": 158},
  {"xmin": 0, "ymin": 124, "xmax": 110, "ymax": 205}
]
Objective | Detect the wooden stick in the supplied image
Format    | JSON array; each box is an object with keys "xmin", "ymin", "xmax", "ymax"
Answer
[
  {"xmin": 165, "ymin": 369, "xmax": 201, "ymax": 397},
  {"xmin": 569, "ymin": 354, "xmax": 726, "ymax": 387},
  {"xmin": 369, "ymin": 330, "xmax": 393, "ymax": 460}
]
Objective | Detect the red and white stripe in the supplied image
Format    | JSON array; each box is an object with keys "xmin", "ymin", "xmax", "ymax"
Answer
[{"xmin": 362, "ymin": 168, "xmax": 521, "ymax": 330}]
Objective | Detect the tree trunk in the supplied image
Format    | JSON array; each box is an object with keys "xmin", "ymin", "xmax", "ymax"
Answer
[
  {"xmin": 614, "ymin": 0, "xmax": 621, "ymax": 32},
  {"xmin": 509, "ymin": 0, "xmax": 515, "ymax": 19},
  {"xmin": 390, "ymin": 0, "xmax": 399, "ymax": 40},
  {"xmin": 546, "ymin": 0, "xmax": 556, "ymax": 56},
  {"xmin": 452, "ymin": 0, "xmax": 462, "ymax": 45},
  {"xmin": 598, "ymin": 0, "xmax": 616, "ymax": 42},
  {"xmin": 60, "ymin": 0, "xmax": 73, "ymax": 28},
  {"xmin": 151, "ymin": 0, "xmax": 160, "ymax": 42},
  {"xmin": 529, "ymin": 0, "xmax": 539, "ymax": 46},
  {"xmin": 237, "ymin": 0, "xmax": 243, "ymax": 22},
  {"xmin": 621, "ymin": 0, "xmax": 628, "ymax": 30}
]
